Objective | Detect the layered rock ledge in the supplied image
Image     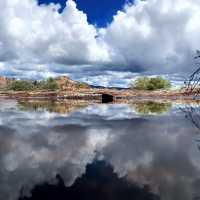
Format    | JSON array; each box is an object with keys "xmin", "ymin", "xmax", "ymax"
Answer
[{"xmin": 0, "ymin": 88, "xmax": 197, "ymax": 101}]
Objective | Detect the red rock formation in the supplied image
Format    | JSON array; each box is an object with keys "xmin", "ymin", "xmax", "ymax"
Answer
[
  {"xmin": 0, "ymin": 75, "xmax": 6, "ymax": 88},
  {"xmin": 6, "ymin": 77, "xmax": 15, "ymax": 84},
  {"xmin": 55, "ymin": 75, "xmax": 90, "ymax": 90},
  {"xmin": 0, "ymin": 75, "xmax": 15, "ymax": 88},
  {"xmin": 61, "ymin": 85, "xmax": 74, "ymax": 91}
]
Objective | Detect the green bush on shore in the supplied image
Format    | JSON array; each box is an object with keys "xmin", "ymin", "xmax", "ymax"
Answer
[
  {"xmin": 128, "ymin": 76, "xmax": 172, "ymax": 90},
  {"xmin": 75, "ymin": 82, "xmax": 85, "ymax": 88},
  {"xmin": 6, "ymin": 79, "xmax": 37, "ymax": 91},
  {"xmin": 5, "ymin": 77, "xmax": 60, "ymax": 91},
  {"xmin": 38, "ymin": 77, "xmax": 59, "ymax": 90}
]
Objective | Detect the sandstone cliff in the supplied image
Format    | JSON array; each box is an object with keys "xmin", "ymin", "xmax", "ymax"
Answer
[
  {"xmin": 0, "ymin": 75, "xmax": 6, "ymax": 88},
  {"xmin": 0, "ymin": 75, "xmax": 16, "ymax": 88},
  {"xmin": 55, "ymin": 75, "xmax": 90, "ymax": 90}
]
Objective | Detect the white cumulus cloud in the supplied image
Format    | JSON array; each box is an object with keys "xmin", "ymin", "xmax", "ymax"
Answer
[{"xmin": 1, "ymin": 0, "xmax": 200, "ymax": 87}]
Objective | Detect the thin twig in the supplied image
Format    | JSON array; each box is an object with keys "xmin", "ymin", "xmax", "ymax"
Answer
[{"xmin": 181, "ymin": 51, "xmax": 200, "ymax": 98}]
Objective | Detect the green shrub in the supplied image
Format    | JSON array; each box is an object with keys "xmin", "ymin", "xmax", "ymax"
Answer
[
  {"xmin": 34, "ymin": 80, "xmax": 46, "ymax": 90},
  {"xmin": 41, "ymin": 77, "xmax": 60, "ymax": 90},
  {"xmin": 129, "ymin": 76, "xmax": 149, "ymax": 90},
  {"xmin": 148, "ymin": 77, "xmax": 172, "ymax": 90},
  {"xmin": 34, "ymin": 77, "xmax": 60, "ymax": 90},
  {"xmin": 75, "ymin": 82, "xmax": 85, "ymax": 88},
  {"xmin": 5, "ymin": 77, "xmax": 60, "ymax": 91},
  {"xmin": 128, "ymin": 76, "xmax": 172, "ymax": 90},
  {"xmin": 6, "ymin": 79, "xmax": 37, "ymax": 91},
  {"xmin": 147, "ymin": 83, "xmax": 156, "ymax": 90}
]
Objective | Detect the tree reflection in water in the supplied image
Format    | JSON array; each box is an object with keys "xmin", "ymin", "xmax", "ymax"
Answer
[
  {"xmin": 180, "ymin": 101, "xmax": 200, "ymax": 131},
  {"xmin": 180, "ymin": 51, "xmax": 200, "ymax": 149},
  {"xmin": 180, "ymin": 101, "xmax": 200, "ymax": 149},
  {"xmin": 129, "ymin": 101, "xmax": 172, "ymax": 115},
  {"xmin": 17, "ymin": 100, "xmax": 92, "ymax": 114}
]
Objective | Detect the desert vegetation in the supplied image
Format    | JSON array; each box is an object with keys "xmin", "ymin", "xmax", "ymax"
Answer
[
  {"xmin": 0, "ymin": 75, "xmax": 90, "ymax": 91},
  {"xmin": 128, "ymin": 76, "xmax": 172, "ymax": 90},
  {"xmin": 5, "ymin": 77, "xmax": 60, "ymax": 91}
]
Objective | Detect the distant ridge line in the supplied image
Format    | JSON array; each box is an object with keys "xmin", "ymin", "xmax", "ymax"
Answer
[{"xmin": 89, "ymin": 85, "xmax": 130, "ymax": 90}]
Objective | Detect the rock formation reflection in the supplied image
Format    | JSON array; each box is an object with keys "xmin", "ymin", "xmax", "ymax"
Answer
[
  {"xmin": 0, "ymin": 101, "xmax": 200, "ymax": 199},
  {"xmin": 17, "ymin": 100, "xmax": 99, "ymax": 114}
]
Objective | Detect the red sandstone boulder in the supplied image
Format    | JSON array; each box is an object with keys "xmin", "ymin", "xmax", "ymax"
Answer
[
  {"xmin": 55, "ymin": 75, "xmax": 90, "ymax": 90},
  {"xmin": 0, "ymin": 75, "xmax": 6, "ymax": 88}
]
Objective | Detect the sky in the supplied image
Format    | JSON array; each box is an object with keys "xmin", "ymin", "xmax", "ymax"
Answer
[
  {"xmin": 38, "ymin": 0, "xmax": 129, "ymax": 27},
  {"xmin": 1, "ymin": 0, "xmax": 200, "ymax": 88}
]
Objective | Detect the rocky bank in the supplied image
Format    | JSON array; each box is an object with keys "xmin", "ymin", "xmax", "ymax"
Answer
[{"xmin": 0, "ymin": 74, "xmax": 197, "ymax": 100}]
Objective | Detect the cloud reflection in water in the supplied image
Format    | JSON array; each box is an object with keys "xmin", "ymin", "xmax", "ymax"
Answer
[{"xmin": 0, "ymin": 101, "xmax": 200, "ymax": 200}]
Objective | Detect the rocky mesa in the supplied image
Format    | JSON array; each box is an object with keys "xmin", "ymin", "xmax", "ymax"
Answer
[
  {"xmin": 0, "ymin": 75, "xmax": 15, "ymax": 88},
  {"xmin": 0, "ymin": 75, "xmax": 6, "ymax": 88},
  {"xmin": 55, "ymin": 75, "xmax": 90, "ymax": 90}
]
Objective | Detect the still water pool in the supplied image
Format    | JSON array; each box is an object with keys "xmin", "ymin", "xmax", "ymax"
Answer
[{"xmin": 0, "ymin": 99, "xmax": 200, "ymax": 200}]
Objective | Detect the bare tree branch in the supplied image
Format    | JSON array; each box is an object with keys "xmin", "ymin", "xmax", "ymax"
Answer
[
  {"xmin": 180, "ymin": 101, "xmax": 200, "ymax": 131},
  {"xmin": 194, "ymin": 50, "xmax": 200, "ymax": 60},
  {"xmin": 181, "ymin": 51, "xmax": 200, "ymax": 98}
]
